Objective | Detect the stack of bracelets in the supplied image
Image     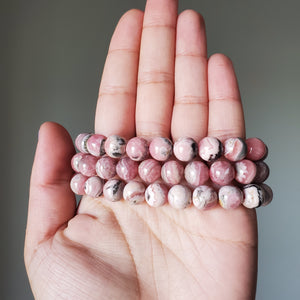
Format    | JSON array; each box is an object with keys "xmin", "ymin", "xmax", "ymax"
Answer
[{"xmin": 70, "ymin": 134, "xmax": 273, "ymax": 210}]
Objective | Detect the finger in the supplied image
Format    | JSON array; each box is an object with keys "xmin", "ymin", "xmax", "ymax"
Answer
[
  {"xmin": 207, "ymin": 54, "xmax": 245, "ymax": 140},
  {"xmin": 25, "ymin": 122, "xmax": 76, "ymax": 259},
  {"xmin": 95, "ymin": 9, "xmax": 144, "ymax": 138},
  {"xmin": 136, "ymin": 0, "xmax": 178, "ymax": 138},
  {"xmin": 171, "ymin": 10, "xmax": 208, "ymax": 141}
]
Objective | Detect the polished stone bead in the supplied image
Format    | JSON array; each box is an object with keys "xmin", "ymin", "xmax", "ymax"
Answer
[
  {"xmin": 235, "ymin": 159, "xmax": 257, "ymax": 184},
  {"xmin": 219, "ymin": 185, "xmax": 243, "ymax": 209},
  {"xmin": 103, "ymin": 179, "xmax": 125, "ymax": 202},
  {"xmin": 246, "ymin": 138, "xmax": 268, "ymax": 161},
  {"xmin": 149, "ymin": 137, "xmax": 173, "ymax": 161},
  {"xmin": 242, "ymin": 184, "xmax": 263, "ymax": 208},
  {"xmin": 210, "ymin": 160, "xmax": 235, "ymax": 186},
  {"xmin": 71, "ymin": 152, "xmax": 87, "ymax": 172},
  {"xmin": 75, "ymin": 133, "xmax": 92, "ymax": 153},
  {"xmin": 70, "ymin": 173, "xmax": 88, "ymax": 195},
  {"xmin": 104, "ymin": 135, "xmax": 126, "ymax": 158},
  {"xmin": 86, "ymin": 134, "xmax": 106, "ymax": 157},
  {"xmin": 184, "ymin": 161, "xmax": 209, "ymax": 186},
  {"xmin": 224, "ymin": 137, "xmax": 247, "ymax": 162},
  {"xmin": 161, "ymin": 160, "xmax": 184, "ymax": 185},
  {"xmin": 261, "ymin": 183, "xmax": 273, "ymax": 206},
  {"xmin": 123, "ymin": 181, "xmax": 145, "ymax": 205},
  {"xmin": 95, "ymin": 156, "xmax": 117, "ymax": 180},
  {"xmin": 116, "ymin": 157, "xmax": 139, "ymax": 181},
  {"xmin": 173, "ymin": 137, "xmax": 198, "ymax": 162},
  {"xmin": 126, "ymin": 137, "xmax": 149, "ymax": 161},
  {"xmin": 145, "ymin": 182, "xmax": 168, "ymax": 207},
  {"xmin": 138, "ymin": 159, "xmax": 162, "ymax": 184},
  {"xmin": 168, "ymin": 185, "xmax": 192, "ymax": 209},
  {"xmin": 84, "ymin": 176, "xmax": 104, "ymax": 198},
  {"xmin": 78, "ymin": 155, "xmax": 98, "ymax": 176},
  {"xmin": 192, "ymin": 185, "xmax": 218, "ymax": 210},
  {"xmin": 198, "ymin": 137, "xmax": 223, "ymax": 162},
  {"xmin": 254, "ymin": 161, "xmax": 270, "ymax": 183}
]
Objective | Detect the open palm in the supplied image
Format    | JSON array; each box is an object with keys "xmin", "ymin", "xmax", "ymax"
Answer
[{"xmin": 25, "ymin": 1, "xmax": 258, "ymax": 299}]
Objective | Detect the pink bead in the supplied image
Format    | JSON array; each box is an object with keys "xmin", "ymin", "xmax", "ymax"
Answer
[
  {"xmin": 184, "ymin": 161, "xmax": 209, "ymax": 186},
  {"xmin": 224, "ymin": 137, "xmax": 247, "ymax": 162},
  {"xmin": 116, "ymin": 157, "xmax": 139, "ymax": 181},
  {"xmin": 75, "ymin": 133, "xmax": 92, "ymax": 153},
  {"xmin": 219, "ymin": 185, "xmax": 243, "ymax": 209},
  {"xmin": 245, "ymin": 138, "xmax": 268, "ymax": 161},
  {"xmin": 235, "ymin": 159, "xmax": 257, "ymax": 184},
  {"xmin": 71, "ymin": 153, "xmax": 87, "ymax": 172},
  {"xmin": 168, "ymin": 185, "xmax": 192, "ymax": 209},
  {"xmin": 84, "ymin": 176, "xmax": 104, "ymax": 197},
  {"xmin": 126, "ymin": 137, "xmax": 149, "ymax": 161},
  {"xmin": 103, "ymin": 179, "xmax": 125, "ymax": 202},
  {"xmin": 173, "ymin": 137, "xmax": 198, "ymax": 162},
  {"xmin": 138, "ymin": 159, "xmax": 161, "ymax": 184},
  {"xmin": 70, "ymin": 173, "xmax": 88, "ymax": 195},
  {"xmin": 96, "ymin": 156, "xmax": 117, "ymax": 180},
  {"xmin": 145, "ymin": 183, "xmax": 168, "ymax": 207},
  {"xmin": 198, "ymin": 137, "xmax": 223, "ymax": 162},
  {"xmin": 123, "ymin": 181, "xmax": 145, "ymax": 205},
  {"xmin": 192, "ymin": 185, "xmax": 218, "ymax": 210},
  {"xmin": 104, "ymin": 135, "xmax": 126, "ymax": 158},
  {"xmin": 242, "ymin": 184, "xmax": 263, "ymax": 208},
  {"xmin": 161, "ymin": 160, "xmax": 184, "ymax": 185},
  {"xmin": 210, "ymin": 160, "xmax": 235, "ymax": 186},
  {"xmin": 254, "ymin": 161, "xmax": 269, "ymax": 183},
  {"xmin": 261, "ymin": 183, "xmax": 273, "ymax": 206},
  {"xmin": 86, "ymin": 134, "xmax": 106, "ymax": 157},
  {"xmin": 149, "ymin": 137, "xmax": 173, "ymax": 161},
  {"xmin": 78, "ymin": 155, "xmax": 98, "ymax": 176}
]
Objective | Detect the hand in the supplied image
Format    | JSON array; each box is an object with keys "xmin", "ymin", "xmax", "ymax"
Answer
[{"xmin": 25, "ymin": 1, "xmax": 258, "ymax": 299}]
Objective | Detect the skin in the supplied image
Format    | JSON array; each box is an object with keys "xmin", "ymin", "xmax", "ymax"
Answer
[{"xmin": 24, "ymin": 1, "xmax": 258, "ymax": 299}]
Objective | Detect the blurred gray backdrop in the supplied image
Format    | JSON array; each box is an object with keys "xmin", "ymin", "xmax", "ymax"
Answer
[{"xmin": 1, "ymin": 0, "xmax": 299, "ymax": 299}]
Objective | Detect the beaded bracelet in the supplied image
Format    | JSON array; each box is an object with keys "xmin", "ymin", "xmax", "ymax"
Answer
[{"xmin": 70, "ymin": 133, "xmax": 272, "ymax": 210}]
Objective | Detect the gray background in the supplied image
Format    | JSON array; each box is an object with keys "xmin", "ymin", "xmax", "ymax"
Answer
[{"xmin": 1, "ymin": 0, "xmax": 299, "ymax": 299}]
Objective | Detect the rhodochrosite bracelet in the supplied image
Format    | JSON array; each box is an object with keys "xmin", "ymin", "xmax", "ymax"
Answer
[{"xmin": 70, "ymin": 133, "xmax": 272, "ymax": 210}]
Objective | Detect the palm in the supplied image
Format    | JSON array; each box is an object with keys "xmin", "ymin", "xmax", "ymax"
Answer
[{"xmin": 25, "ymin": 1, "xmax": 258, "ymax": 299}]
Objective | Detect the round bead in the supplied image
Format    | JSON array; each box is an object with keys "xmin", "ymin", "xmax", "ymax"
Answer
[
  {"xmin": 138, "ymin": 159, "xmax": 162, "ymax": 184},
  {"xmin": 224, "ymin": 137, "xmax": 247, "ymax": 162},
  {"xmin": 184, "ymin": 161, "xmax": 209, "ymax": 186},
  {"xmin": 104, "ymin": 135, "xmax": 126, "ymax": 158},
  {"xmin": 123, "ymin": 181, "xmax": 145, "ymax": 205},
  {"xmin": 71, "ymin": 152, "xmax": 87, "ymax": 172},
  {"xmin": 126, "ymin": 137, "xmax": 149, "ymax": 161},
  {"xmin": 210, "ymin": 160, "xmax": 235, "ymax": 186},
  {"xmin": 219, "ymin": 185, "xmax": 243, "ymax": 209},
  {"xmin": 86, "ymin": 134, "xmax": 106, "ymax": 157},
  {"xmin": 116, "ymin": 157, "xmax": 139, "ymax": 181},
  {"xmin": 168, "ymin": 185, "xmax": 192, "ymax": 209},
  {"xmin": 78, "ymin": 155, "xmax": 98, "ymax": 177},
  {"xmin": 198, "ymin": 137, "xmax": 223, "ymax": 162},
  {"xmin": 84, "ymin": 176, "xmax": 104, "ymax": 198},
  {"xmin": 173, "ymin": 137, "xmax": 198, "ymax": 162},
  {"xmin": 70, "ymin": 173, "xmax": 88, "ymax": 195},
  {"xmin": 95, "ymin": 156, "xmax": 117, "ymax": 180},
  {"xmin": 149, "ymin": 137, "xmax": 173, "ymax": 161},
  {"xmin": 246, "ymin": 138, "xmax": 268, "ymax": 161},
  {"xmin": 254, "ymin": 161, "xmax": 270, "ymax": 183},
  {"xmin": 235, "ymin": 159, "xmax": 257, "ymax": 184},
  {"xmin": 261, "ymin": 183, "xmax": 273, "ymax": 206},
  {"xmin": 192, "ymin": 185, "xmax": 218, "ymax": 210},
  {"xmin": 75, "ymin": 133, "xmax": 92, "ymax": 153},
  {"xmin": 161, "ymin": 160, "xmax": 184, "ymax": 185},
  {"xmin": 242, "ymin": 184, "xmax": 263, "ymax": 208},
  {"xmin": 145, "ymin": 183, "xmax": 168, "ymax": 207},
  {"xmin": 103, "ymin": 179, "xmax": 125, "ymax": 202}
]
